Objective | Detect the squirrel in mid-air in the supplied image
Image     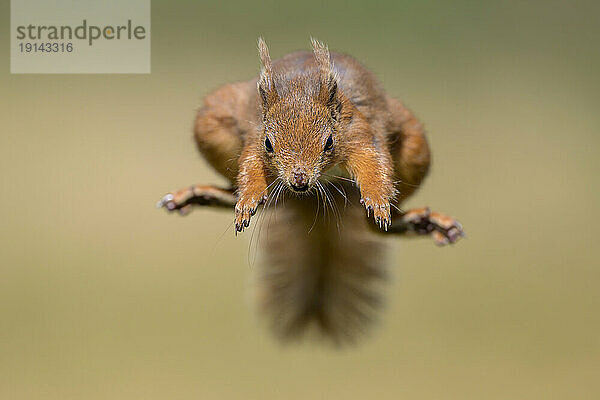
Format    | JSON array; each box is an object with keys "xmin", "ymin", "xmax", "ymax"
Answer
[{"xmin": 158, "ymin": 38, "xmax": 464, "ymax": 344}]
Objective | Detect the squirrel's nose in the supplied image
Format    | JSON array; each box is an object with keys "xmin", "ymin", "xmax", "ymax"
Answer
[{"xmin": 291, "ymin": 170, "xmax": 309, "ymax": 192}]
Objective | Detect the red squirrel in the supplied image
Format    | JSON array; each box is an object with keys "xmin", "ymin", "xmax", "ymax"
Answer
[{"xmin": 158, "ymin": 38, "xmax": 464, "ymax": 343}]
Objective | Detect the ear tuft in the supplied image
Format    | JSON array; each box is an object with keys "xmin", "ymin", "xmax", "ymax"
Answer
[
  {"xmin": 311, "ymin": 37, "xmax": 342, "ymax": 120},
  {"xmin": 258, "ymin": 37, "xmax": 272, "ymax": 76},
  {"xmin": 311, "ymin": 37, "xmax": 331, "ymax": 79},
  {"xmin": 257, "ymin": 37, "xmax": 278, "ymax": 118}
]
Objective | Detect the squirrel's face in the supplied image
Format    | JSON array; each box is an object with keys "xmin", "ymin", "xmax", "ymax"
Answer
[{"xmin": 262, "ymin": 98, "xmax": 339, "ymax": 193}]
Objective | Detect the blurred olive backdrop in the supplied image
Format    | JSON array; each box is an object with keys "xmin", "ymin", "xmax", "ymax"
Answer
[{"xmin": 1, "ymin": 0, "xmax": 599, "ymax": 399}]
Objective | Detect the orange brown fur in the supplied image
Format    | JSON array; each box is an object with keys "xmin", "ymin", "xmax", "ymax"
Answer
[
  {"xmin": 233, "ymin": 38, "xmax": 400, "ymax": 232},
  {"xmin": 159, "ymin": 38, "xmax": 463, "ymax": 343}
]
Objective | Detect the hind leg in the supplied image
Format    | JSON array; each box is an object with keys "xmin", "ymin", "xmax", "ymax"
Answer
[
  {"xmin": 386, "ymin": 97, "xmax": 431, "ymax": 203},
  {"xmin": 158, "ymin": 82, "xmax": 252, "ymax": 214},
  {"xmin": 371, "ymin": 98, "xmax": 464, "ymax": 245}
]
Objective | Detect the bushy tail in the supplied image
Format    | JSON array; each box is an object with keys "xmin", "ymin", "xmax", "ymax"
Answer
[{"xmin": 254, "ymin": 197, "xmax": 387, "ymax": 345}]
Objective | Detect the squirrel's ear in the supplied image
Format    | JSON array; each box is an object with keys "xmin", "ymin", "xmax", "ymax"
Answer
[
  {"xmin": 323, "ymin": 77, "xmax": 342, "ymax": 122},
  {"xmin": 257, "ymin": 37, "xmax": 278, "ymax": 118},
  {"xmin": 311, "ymin": 37, "xmax": 342, "ymax": 121}
]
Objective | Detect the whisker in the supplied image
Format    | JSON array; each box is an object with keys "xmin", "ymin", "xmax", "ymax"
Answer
[
  {"xmin": 322, "ymin": 182, "xmax": 342, "ymax": 234},
  {"xmin": 256, "ymin": 180, "xmax": 280, "ymax": 254},
  {"xmin": 308, "ymin": 186, "xmax": 321, "ymax": 235},
  {"xmin": 315, "ymin": 182, "xmax": 328, "ymax": 226},
  {"xmin": 390, "ymin": 202, "xmax": 404, "ymax": 214},
  {"xmin": 265, "ymin": 180, "xmax": 285, "ymax": 244},
  {"xmin": 393, "ymin": 179, "xmax": 420, "ymax": 187},
  {"xmin": 325, "ymin": 179, "xmax": 348, "ymax": 207},
  {"xmin": 247, "ymin": 178, "xmax": 281, "ymax": 268},
  {"xmin": 318, "ymin": 180, "xmax": 341, "ymax": 234},
  {"xmin": 323, "ymin": 173, "xmax": 356, "ymax": 184}
]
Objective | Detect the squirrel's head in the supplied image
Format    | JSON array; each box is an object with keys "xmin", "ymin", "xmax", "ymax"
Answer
[{"xmin": 257, "ymin": 37, "xmax": 343, "ymax": 194}]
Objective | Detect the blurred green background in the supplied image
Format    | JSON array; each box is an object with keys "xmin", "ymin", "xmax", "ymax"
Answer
[{"xmin": 1, "ymin": 0, "xmax": 598, "ymax": 398}]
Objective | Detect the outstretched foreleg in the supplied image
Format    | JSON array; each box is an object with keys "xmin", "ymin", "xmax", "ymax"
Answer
[
  {"xmin": 378, "ymin": 207, "xmax": 464, "ymax": 246},
  {"xmin": 157, "ymin": 185, "xmax": 236, "ymax": 215}
]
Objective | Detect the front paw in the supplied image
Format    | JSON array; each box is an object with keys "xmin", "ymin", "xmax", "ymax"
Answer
[
  {"xmin": 234, "ymin": 196, "xmax": 264, "ymax": 233},
  {"xmin": 403, "ymin": 207, "xmax": 464, "ymax": 246},
  {"xmin": 360, "ymin": 196, "xmax": 391, "ymax": 230}
]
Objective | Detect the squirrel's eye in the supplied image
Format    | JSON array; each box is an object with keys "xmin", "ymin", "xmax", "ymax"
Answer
[
  {"xmin": 265, "ymin": 137, "xmax": 274, "ymax": 153},
  {"xmin": 324, "ymin": 134, "xmax": 333, "ymax": 152}
]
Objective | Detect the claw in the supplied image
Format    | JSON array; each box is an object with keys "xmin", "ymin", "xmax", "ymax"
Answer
[
  {"xmin": 360, "ymin": 196, "xmax": 391, "ymax": 231},
  {"xmin": 156, "ymin": 193, "xmax": 174, "ymax": 208},
  {"xmin": 432, "ymin": 230, "xmax": 449, "ymax": 246},
  {"xmin": 403, "ymin": 208, "xmax": 464, "ymax": 246},
  {"xmin": 234, "ymin": 197, "xmax": 261, "ymax": 235},
  {"xmin": 178, "ymin": 205, "xmax": 192, "ymax": 216}
]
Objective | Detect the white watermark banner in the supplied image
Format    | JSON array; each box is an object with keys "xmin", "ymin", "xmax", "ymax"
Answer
[{"xmin": 11, "ymin": 0, "xmax": 151, "ymax": 73}]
